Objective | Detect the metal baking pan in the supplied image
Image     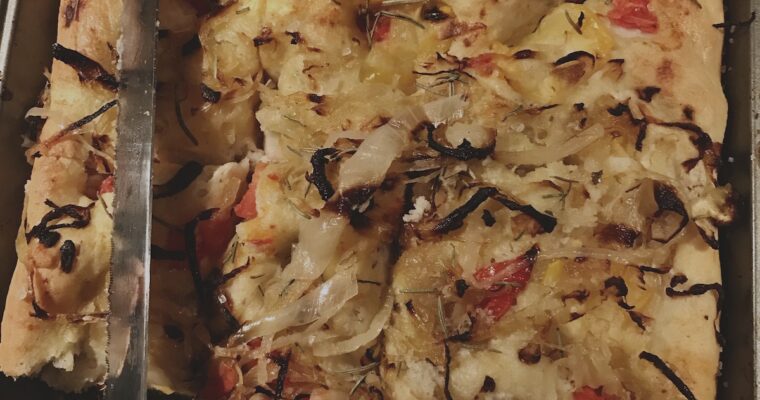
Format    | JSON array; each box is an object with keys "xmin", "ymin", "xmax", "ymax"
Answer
[{"xmin": 0, "ymin": 0, "xmax": 756, "ymax": 398}]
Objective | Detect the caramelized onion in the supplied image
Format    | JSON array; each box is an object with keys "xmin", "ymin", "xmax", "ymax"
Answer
[
  {"xmin": 312, "ymin": 293, "xmax": 393, "ymax": 357},
  {"xmin": 495, "ymin": 124, "xmax": 604, "ymax": 166}
]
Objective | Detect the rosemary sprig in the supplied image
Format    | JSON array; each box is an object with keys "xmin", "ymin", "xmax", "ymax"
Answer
[
  {"xmin": 399, "ymin": 288, "xmax": 438, "ymax": 294},
  {"xmin": 349, "ymin": 373, "xmax": 368, "ymax": 396},
  {"xmin": 336, "ymin": 362, "xmax": 380, "ymax": 375},
  {"xmin": 437, "ymin": 296, "xmax": 448, "ymax": 337},
  {"xmin": 283, "ymin": 114, "xmax": 306, "ymax": 127}
]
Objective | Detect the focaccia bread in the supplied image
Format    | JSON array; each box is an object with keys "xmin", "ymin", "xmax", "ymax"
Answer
[
  {"xmin": 0, "ymin": 0, "xmax": 734, "ymax": 399},
  {"xmin": 0, "ymin": 0, "xmax": 121, "ymax": 392}
]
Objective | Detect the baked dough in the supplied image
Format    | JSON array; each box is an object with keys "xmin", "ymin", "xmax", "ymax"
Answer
[{"xmin": 0, "ymin": 1, "xmax": 733, "ymax": 399}]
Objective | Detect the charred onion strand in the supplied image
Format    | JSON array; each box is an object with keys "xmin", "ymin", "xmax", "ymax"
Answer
[
  {"xmin": 432, "ymin": 188, "xmax": 557, "ymax": 235},
  {"xmin": 271, "ymin": 352, "xmax": 291, "ymax": 400},
  {"xmin": 63, "ymin": 99, "xmax": 118, "ymax": 132},
  {"xmin": 652, "ymin": 182, "xmax": 689, "ymax": 243},
  {"xmin": 443, "ymin": 340, "xmax": 453, "ymax": 400},
  {"xmin": 307, "ymin": 148, "xmax": 339, "ymax": 201},
  {"xmin": 153, "ymin": 161, "xmax": 204, "ymax": 199},
  {"xmin": 200, "ymin": 83, "xmax": 222, "ymax": 103},
  {"xmin": 434, "ymin": 187, "xmax": 496, "ymax": 234},
  {"xmin": 184, "ymin": 209, "xmax": 217, "ymax": 314},
  {"xmin": 51, "ymin": 43, "xmax": 118, "ymax": 91},
  {"xmin": 639, "ymin": 351, "xmax": 697, "ymax": 400},
  {"xmin": 26, "ymin": 200, "xmax": 93, "ymax": 247},
  {"xmin": 426, "ymin": 123, "xmax": 495, "ymax": 161}
]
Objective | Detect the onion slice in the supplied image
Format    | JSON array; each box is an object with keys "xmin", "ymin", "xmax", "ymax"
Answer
[
  {"xmin": 229, "ymin": 268, "xmax": 358, "ymax": 344},
  {"xmin": 495, "ymin": 124, "xmax": 604, "ymax": 166},
  {"xmin": 423, "ymin": 95, "xmax": 467, "ymax": 126},
  {"xmin": 338, "ymin": 123, "xmax": 409, "ymax": 191},
  {"xmin": 280, "ymin": 213, "xmax": 349, "ymax": 281},
  {"xmin": 312, "ymin": 292, "xmax": 394, "ymax": 357}
]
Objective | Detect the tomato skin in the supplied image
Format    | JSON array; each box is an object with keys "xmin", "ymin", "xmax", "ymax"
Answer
[
  {"xmin": 98, "ymin": 175, "xmax": 114, "ymax": 195},
  {"xmin": 608, "ymin": 0, "xmax": 658, "ymax": 33},
  {"xmin": 467, "ymin": 53, "xmax": 496, "ymax": 76},
  {"xmin": 373, "ymin": 16, "xmax": 392, "ymax": 42},
  {"xmin": 473, "ymin": 246, "xmax": 539, "ymax": 320},
  {"xmin": 196, "ymin": 210, "xmax": 236, "ymax": 263},
  {"xmin": 572, "ymin": 386, "xmax": 620, "ymax": 400},
  {"xmin": 234, "ymin": 164, "xmax": 266, "ymax": 220},
  {"xmin": 199, "ymin": 358, "xmax": 239, "ymax": 400}
]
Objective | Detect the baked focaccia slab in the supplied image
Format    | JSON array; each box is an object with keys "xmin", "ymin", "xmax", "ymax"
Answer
[
  {"xmin": 0, "ymin": 0, "xmax": 121, "ymax": 392},
  {"xmin": 0, "ymin": 0, "xmax": 735, "ymax": 399}
]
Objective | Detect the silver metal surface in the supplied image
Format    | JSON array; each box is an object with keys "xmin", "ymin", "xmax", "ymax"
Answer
[
  {"xmin": 0, "ymin": 0, "xmax": 19, "ymax": 115},
  {"xmin": 105, "ymin": 0, "xmax": 158, "ymax": 398}
]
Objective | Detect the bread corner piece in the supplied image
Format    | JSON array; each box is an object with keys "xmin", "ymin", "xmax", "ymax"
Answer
[{"xmin": 0, "ymin": 0, "xmax": 122, "ymax": 392}]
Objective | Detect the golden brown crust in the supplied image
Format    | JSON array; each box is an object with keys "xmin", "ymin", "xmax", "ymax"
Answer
[{"xmin": 0, "ymin": 0, "xmax": 120, "ymax": 391}]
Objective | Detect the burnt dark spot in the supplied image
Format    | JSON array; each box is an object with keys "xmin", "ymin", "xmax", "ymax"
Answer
[
  {"xmin": 574, "ymin": 102, "xmax": 585, "ymax": 112},
  {"xmin": 482, "ymin": 209, "xmax": 496, "ymax": 227},
  {"xmin": 253, "ymin": 27, "xmax": 274, "ymax": 47},
  {"xmin": 683, "ymin": 106, "xmax": 695, "ymax": 121},
  {"xmin": 307, "ymin": 148, "xmax": 339, "ymax": 201},
  {"xmin": 670, "ymin": 274, "xmax": 688, "ymax": 288},
  {"xmin": 597, "ymin": 224, "xmax": 640, "ymax": 248},
  {"xmin": 421, "ymin": 3, "xmax": 450, "ymax": 21},
  {"xmin": 31, "ymin": 300, "xmax": 50, "ymax": 319},
  {"xmin": 64, "ymin": 0, "xmax": 82, "ymax": 27},
  {"xmin": 635, "ymin": 122, "xmax": 648, "ymax": 151},
  {"xmin": 285, "ymin": 31, "xmax": 303, "ymax": 44},
  {"xmin": 455, "ymin": 279, "xmax": 469, "ymax": 297},
  {"xmin": 561, "ymin": 289, "xmax": 589, "ymax": 304},
  {"xmin": 554, "ymin": 51, "xmax": 595, "ymax": 66},
  {"xmin": 271, "ymin": 352, "xmax": 291, "ymax": 399},
  {"xmin": 607, "ymin": 103, "xmax": 630, "ymax": 117},
  {"xmin": 518, "ymin": 343, "xmax": 542, "ymax": 365},
  {"xmin": 604, "ymin": 276, "xmax": 628, "ymax": 297},
  {"xmin": 426, "ymin": 123, "xmax": 495, "ymax": 161},
  {"xmin": 200, "ymin": 83, "xmax": 222, "ymax": 103},
  {"xmin": 637, "ymin": 86, "xmax": 661, "ymax": 102},
  {"xmin": 153, "ymin": 161, "xmax": 204, "ymax": 199},
  {"xmin": 591, "ymin": 170, "xmax": 603, "ymax": 185},
  {"xmin": 481, "ymin": 376, "xmax": 496, "ymax": 392},
  {"xmin": 52, "ymin": 43, "xmax": 118, "ymax": 91},
  {"xmin": 652, "ymin": 182, "xmax": 689, "ymax": 243},
  {"xmin": 570, "ymin": 312, "xmax": 585, "ymax": 320},
  {"xmin": 404, "ymin": 300, "xmax": 417, "ymax": 316},
  {"xmin": 59, "ymin": 240, "xmax": 76, "ymax": 273},
  {"xmin": 325, "ymin": 186, "xmax": 377, "ymax": 218},
  {"xmin": 513, "ymin": 49, "xmax": 536, "ymax": 59},
  {"xmin": 628, "ymin": 310, "xmax": 650, "ymax": 330},
  {"xmin": 308, "ymin": 93, "xmax": 325, "ymax": 103}
]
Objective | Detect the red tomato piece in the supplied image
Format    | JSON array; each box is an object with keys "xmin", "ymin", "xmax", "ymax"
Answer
[
  {"xmin": 196, "ymin": 210, "xmax": 236, "ymax": 263},
  {"xmin": 608, "ymin": 0, "xmax": 658, "ymax": 33},
  {"xmin": 234, "ymin": 165, "xmax": 266, "ymax": 220},
  {"xmin": 473, "ymin": 245, "xmax": 539, "ymax": 287},
  {"xmin": 199, "ymin": 358, "xmax": 238, "ymax": 400},
  {"xmin": 467, "ymin": 53, "xmax": 496, "ymax": 76},
  {"xmin": 473, "ymin": 246, "xmax": 539, "ymax": 320},
  {"xmin": 478, "ymin": 289, "xmax": 520, "ymax": 320},
  {"xmin": 373, "ymin": 16, "xmax": 392, "ymax": 42},
  {"xmin": 573, "ymin": 386, "xmax": 620, "ymax": 400},
  {"xmin": 98, "ymin": 175, "xmax": 114, "ymax": 195}
]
